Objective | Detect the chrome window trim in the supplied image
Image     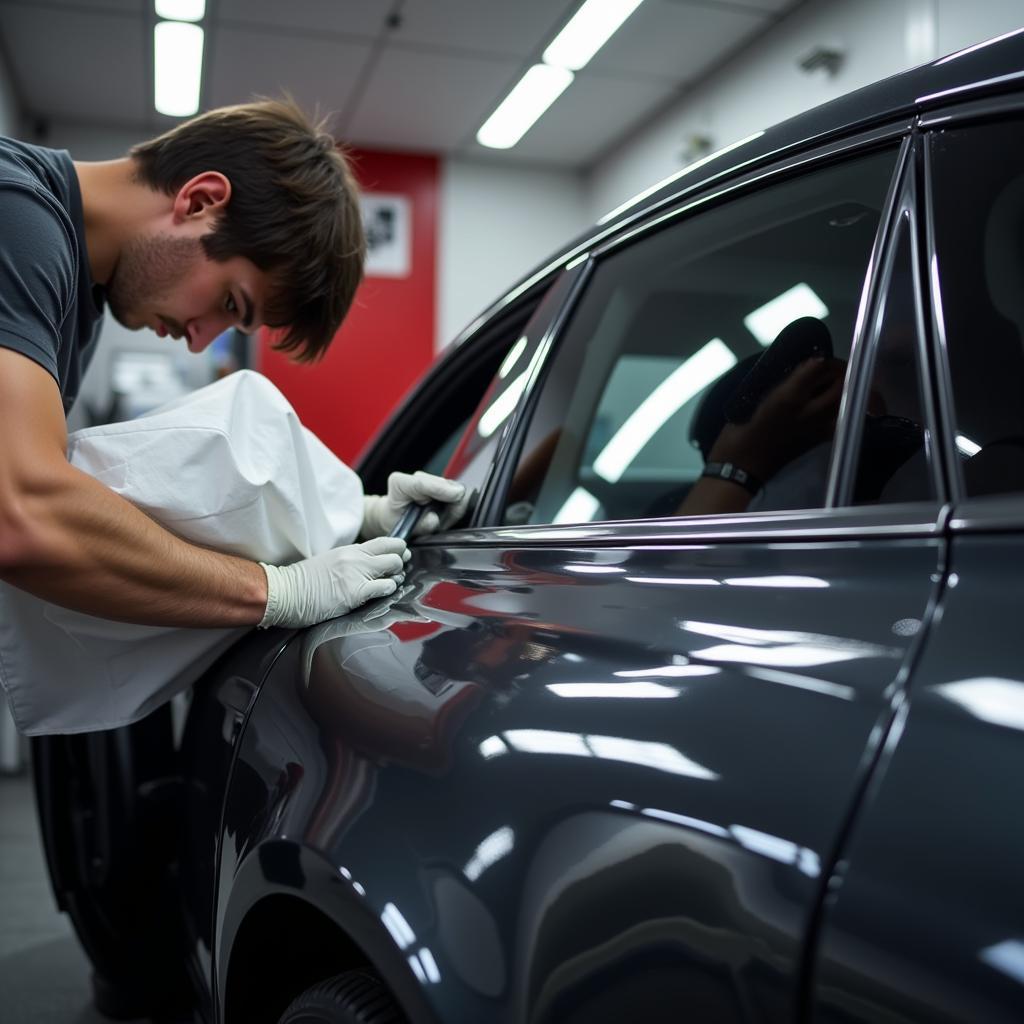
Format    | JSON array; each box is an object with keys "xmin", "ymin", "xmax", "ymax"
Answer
[
  {"xmin": 825, "ymin": 136, "xmax": 914, "ymax": 505},
  {"xmin": 918, "ymin": 90, "xmax": 1024, "ymax": 128},
  {"xmin": 919, "ymin": 132, "xmax": 965, "ymax": 503},
  {"xmin": 425, "ymin": 502, "xmax": 947, "ymax": 548}
]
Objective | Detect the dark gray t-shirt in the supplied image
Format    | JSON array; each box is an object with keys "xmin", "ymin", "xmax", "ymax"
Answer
[{"xmin": 0, "ymin": 136, "xmax": 104, "ymax": 412}]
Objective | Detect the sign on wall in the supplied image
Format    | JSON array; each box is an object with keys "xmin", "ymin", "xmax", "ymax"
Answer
[{"xmin": 362, "ymin": 192, "xmax": 412, "ymax": 278}]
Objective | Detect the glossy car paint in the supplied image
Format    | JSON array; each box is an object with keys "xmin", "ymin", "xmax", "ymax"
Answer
[
  {"xmin": 214, "ymin": 530, "xmax": 942, "ymax": 1022},
  {"xmin": 811, "ymin": 533, "xmax": 1024, "ymax": 1023}
]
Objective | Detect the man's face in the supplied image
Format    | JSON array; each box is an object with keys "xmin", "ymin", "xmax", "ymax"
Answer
[{"xmin": 106, "ymin": 232, "xmax": 269, "ymax": 353}]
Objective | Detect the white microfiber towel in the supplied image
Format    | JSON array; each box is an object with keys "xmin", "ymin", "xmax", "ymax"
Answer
[{"xmin": 0, "ymin": 370, "xmax": 364, "ymax": 735}]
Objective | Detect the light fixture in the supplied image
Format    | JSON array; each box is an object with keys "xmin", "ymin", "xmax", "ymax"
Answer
[
  {"xmin": 155, "ymin": 0, "xmax": 205, "ymax": 21},
  {"xmin": 477, "ymin": 64, "xmax": 573, "ymax": 149},
  {"xmin": 743, "ymin": 283, "xmax": 829, "ymax": 346},
  {"xmin": 154, "ymin": 21, "xmax": 204, "ymax": 117},
  {"xmin": 477, "ymin": 0, "xmax": 646, "ymax": 150},
  {"xmin": 543, "ymin": 0, "xmax": 645, "ymax": 72}
]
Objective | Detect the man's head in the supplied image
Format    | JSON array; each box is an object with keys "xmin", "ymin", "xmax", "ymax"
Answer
[{"xmin": 111, "ymin": 98, "xmax": 364, "ymax": 361}]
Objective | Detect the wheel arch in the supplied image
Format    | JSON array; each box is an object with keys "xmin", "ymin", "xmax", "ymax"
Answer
[{"xmin": 219, "ymin": 840, "xmax": 439, "ymax": 1024}]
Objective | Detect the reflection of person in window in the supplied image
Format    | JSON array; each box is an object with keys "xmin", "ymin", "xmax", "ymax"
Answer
[{"xmin": 677, "ymin": 357, "xmax": 845, "ymax": 516}]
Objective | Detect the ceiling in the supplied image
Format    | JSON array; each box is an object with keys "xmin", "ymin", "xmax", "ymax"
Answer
[{"xmin": 0, "ymin": 0, "xmax": 804, "ymax": 169}]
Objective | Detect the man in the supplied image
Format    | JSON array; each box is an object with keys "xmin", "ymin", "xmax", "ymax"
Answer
[{"xmin": 0, "ymin": 98, "xmax": 464, "ymax": 638}]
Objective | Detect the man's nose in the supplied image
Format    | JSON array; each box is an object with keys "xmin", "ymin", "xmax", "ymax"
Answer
[{"xmin": 186, "ymin": 316, "xmax": 227, "ymax": 353}]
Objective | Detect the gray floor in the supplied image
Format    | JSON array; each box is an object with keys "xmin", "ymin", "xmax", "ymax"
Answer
[{"xmin": 0, "ymin": 772, "xmax": 147, "ymax": 1023}]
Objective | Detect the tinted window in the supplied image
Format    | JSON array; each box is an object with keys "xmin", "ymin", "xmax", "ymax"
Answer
[
  {"xmin": 930, "ymin": 120, "xmax": 1024, "ymax": 497},
  {"xmin": 503, "ymin": 148, "xmax": 899, "ymax": 526}
]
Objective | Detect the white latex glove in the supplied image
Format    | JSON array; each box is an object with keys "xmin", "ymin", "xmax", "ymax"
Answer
[
  {"xmin": 360, "ymin": 471, "xmax": 469, "ymax": 539},
  {"xmin": 258, "ymin": 537, "xmax": 410, "ymax": 628}
]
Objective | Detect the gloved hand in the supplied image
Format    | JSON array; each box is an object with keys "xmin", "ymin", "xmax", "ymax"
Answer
[
  {"xmin": 360, "ymin": 470, "xmax": 469, "ymax": 539},
  {"xmin": 258, "ymin": 537, "xmax": 410, "ymax": 628}
]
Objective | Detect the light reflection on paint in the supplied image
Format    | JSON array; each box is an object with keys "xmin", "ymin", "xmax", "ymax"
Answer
[
  {"xmin": 465, "ymin": 826, "xmax": 515, "ymax": 881},
  {"xmin": 938, "ymin": 677, "xmax": 1024, "ymax": 733},
  {"xmin": 609, "ymin": 801, "xmax": 820, "ymax": 875},
  {"xmin": 546, "ymin": 681, "xmax": 680, "ymax": 698},
  {"xmin": 497, "ymin": 729, "xmax": 718, "ymax": 779},
  {"xmin": 615, "ymin": 665, "xmax": 719, "ymax": 679}
]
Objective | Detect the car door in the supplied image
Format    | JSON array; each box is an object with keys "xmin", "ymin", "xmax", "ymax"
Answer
[
  {"xmin": 226, "ymin": 127, "xmax": 949, "ymax": 1024},
  {"xmin": 411, "ymin": 134, "xmax": 945, "ymax": 1023},
  {"xmin": 809, "ymin": 107, "xmax": 1024, "ymax": 1023}
]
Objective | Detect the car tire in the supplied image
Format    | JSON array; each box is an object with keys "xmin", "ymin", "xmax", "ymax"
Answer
[{"xmin": 277, "ymin": 969, "xmax": 406, "ymax": 1024}]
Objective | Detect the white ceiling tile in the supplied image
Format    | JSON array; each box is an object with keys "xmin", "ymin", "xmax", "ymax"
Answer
[
  {"xmin": 469, "ymin": 71, "xmax": 678, "ymax": 168},
  {"xmin": 0, "ymin": 6, "xmax": 147, "ymax": 122},
  {"xmin": 215, "ymin": 0, "xmax": 387, "ymax": 38},
  {"xmin": 591, "ymin": 0, "xmax": 770, "ymax": 81},
  {"xmin": 393, "ymin": 0, "xmax": 578, "ymax": 58},
  {"xmin": 206, "ymin": 24, "xmax": 372, "ymax": 124},
  {"xmin": 346, "ymin": 47, "xmax": 521, "ymax": 152}
]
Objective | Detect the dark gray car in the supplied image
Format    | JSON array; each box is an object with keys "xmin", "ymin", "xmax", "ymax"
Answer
[{"xmin": 34, "ymin": 29, "xmax": 1024, "ymax": 1024}]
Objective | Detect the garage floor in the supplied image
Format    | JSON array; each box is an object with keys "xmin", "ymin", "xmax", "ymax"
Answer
[{"xmin": 0, "ymin": 774, "xmax": 146, "ymax": 1023}]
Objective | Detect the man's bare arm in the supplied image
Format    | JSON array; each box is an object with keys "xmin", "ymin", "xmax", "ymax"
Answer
[{"xmin": 0, "ymin": 347, "xmax": 268, "ymax": 627}]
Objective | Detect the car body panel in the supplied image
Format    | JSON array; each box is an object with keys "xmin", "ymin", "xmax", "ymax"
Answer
[
  {"xmin": 214, "ymin": 529, "xmax": 942, "ymax": 1022},
  {"xmin": 810, "ymin": 533, "xmax": 1024, "ymax": 1022}
]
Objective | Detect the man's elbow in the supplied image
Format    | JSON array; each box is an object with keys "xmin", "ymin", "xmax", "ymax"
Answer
[{"xmin": 0, "ymin": 487, "xmax": 54, "ymax": 575}]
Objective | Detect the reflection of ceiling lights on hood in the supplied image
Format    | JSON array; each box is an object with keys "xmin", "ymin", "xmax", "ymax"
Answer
[
  {"xmin": 744, "ymin": 284, "xmax": 829, "ymax": 346},
  {"xmin": 154, "ymin": 0, "xmax": 205, "ymax": 117},
  {"xmin": 477, "ymin": 0, "xmax": 646, "ymax": 149}
]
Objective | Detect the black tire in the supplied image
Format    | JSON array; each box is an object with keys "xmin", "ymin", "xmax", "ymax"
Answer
[{"xmin": 277, "ymin": 969, "xmax": 407, "ymax": 1024}]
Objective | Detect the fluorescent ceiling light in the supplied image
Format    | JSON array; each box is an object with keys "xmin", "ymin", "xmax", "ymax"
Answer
[
  {"xmin": 593, "ymin": 339, "xmax": 737, "ymax": 483},
  {"xmin": 154, "ymin": 21, "xmax": 204, "ymax": 117},
  {"xmin": 543, "ymin": 0, "xmax": 645, "ymax": 71},
  {"xmin": 477, "ymin": 64, "xmax": 573, "ymax": 149},
  {"xmin": 155, "ymin": 0, "xmax": 205, "ymax": 21},
  {"xmin": 744, "ymin": 284, "xmax": 829, "ymax": 346}
]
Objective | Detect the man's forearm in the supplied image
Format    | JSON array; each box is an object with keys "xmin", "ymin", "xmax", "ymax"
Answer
[{"xmin": 1, "ymin": 461, "xmax": 268, "ymax": 628}]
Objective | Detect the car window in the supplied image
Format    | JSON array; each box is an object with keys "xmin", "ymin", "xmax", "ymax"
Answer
[
  {"xmin": 501, "ymin": 146, "xmax": 901, "ymax": 527},
  {"xmin": 929, "ymin": 119, "xmax": 1024, "ymax": 498},
  {"xmin": 442, "ymin": 270, "xmax": 580, "ymax": 518},
  {"xmin": 849, "ymin": 221, "xmax": 937, "ymax": 505}
]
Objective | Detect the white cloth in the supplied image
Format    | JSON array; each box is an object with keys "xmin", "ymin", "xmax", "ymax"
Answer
[{"xmin": 0, "ymin": 370, "xmax": 364, "ymax": 736}]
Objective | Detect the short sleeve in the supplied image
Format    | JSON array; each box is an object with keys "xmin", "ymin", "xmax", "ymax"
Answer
[{"xmin": 0, "ymin": 183, "xmax": 77, "ymax": 383}]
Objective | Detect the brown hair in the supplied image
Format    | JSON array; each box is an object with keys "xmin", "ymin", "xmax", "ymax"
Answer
[{"xmin": 130, "ymin": 98, "xmax": 364, "ymax": 362}]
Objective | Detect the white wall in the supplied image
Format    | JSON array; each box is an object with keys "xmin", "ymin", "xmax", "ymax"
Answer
[
  {"xmin": 437, "ymin": 158, "xmax": 590, "ymax": 348},
  {"xmin": 587, "ymin": 0, "xmax": 1024, "ymax": 222}
]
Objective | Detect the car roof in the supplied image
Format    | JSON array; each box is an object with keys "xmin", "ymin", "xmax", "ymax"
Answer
[{"xmin": 452, "ymin": 28, "xmax": 1024, "ymax": 350}]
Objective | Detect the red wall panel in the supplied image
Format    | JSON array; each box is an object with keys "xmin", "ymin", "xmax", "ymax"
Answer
[{"xmin": 259, "ymin": 148, "xmax": 439, "ymax": 464}]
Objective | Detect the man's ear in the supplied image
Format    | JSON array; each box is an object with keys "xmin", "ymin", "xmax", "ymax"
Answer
[{"xmin": 172, "ymin": 171, "xmax": 231, "ymax": 224}]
